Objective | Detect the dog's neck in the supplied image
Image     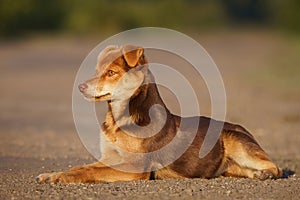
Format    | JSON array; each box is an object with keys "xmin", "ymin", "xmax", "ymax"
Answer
[{"xmin": 106, "ymin": 70, "xmax": 170, "ymax": 128}]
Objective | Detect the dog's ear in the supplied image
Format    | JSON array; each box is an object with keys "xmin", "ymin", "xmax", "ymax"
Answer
[{"xmin": 122, "ymin": 45, "xmax": 144, "ymax": 67}]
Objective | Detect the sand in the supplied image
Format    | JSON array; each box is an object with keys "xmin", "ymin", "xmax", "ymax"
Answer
[{"xmin": 1, "ymin": 30, "xmax": 299, "ymax": 199}]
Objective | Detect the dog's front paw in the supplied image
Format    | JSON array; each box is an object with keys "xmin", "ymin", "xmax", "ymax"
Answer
[{"xmin": 36, "ymin": 172, "xmax": 64, "ymax": 184}]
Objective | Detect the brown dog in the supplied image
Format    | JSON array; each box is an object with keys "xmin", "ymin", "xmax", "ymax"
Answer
[{"xmin": 37, "ymin": 45, "xmax": 282, "ymax": 183}]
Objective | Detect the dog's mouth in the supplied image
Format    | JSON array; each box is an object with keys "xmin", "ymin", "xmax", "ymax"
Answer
[
  {"xmin": 95, "ymin": 93, "xmax": 111, "ymax": 100},
  {"xmin": 82, "ymin": 92, "xmax": 111, "ymax": 101}
]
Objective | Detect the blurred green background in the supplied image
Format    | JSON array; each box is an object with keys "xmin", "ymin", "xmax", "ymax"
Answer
[{"xmin": 1, "ymin": 0, "xmax": 300, "ymax": 37}]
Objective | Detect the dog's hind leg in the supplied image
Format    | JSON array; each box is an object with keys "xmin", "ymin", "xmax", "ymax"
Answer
[{"xmin": 221, "ymin": 131, "xmax": 282, "ymax": 180}]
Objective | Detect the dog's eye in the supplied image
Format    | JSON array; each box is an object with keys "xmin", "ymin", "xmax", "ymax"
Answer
[{"xmin": 107, "ymin": 70, "xmax": 116, "ymax": 77}]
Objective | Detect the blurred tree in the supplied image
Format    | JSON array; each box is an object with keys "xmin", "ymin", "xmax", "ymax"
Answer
[
  {"xmin": 0, "ymin": 0, "xmax": 300, "ymax": 37},
  {"xmin": 0, "ymin": 0, "xmax": 66, "ymax": 36},
  {"xmin": 270, "ymin": 0, "xmax": 300, "ymax": 32},
  {"xmin": 221, "ymin": 0, "xmax": 269, "ymax": 23}
]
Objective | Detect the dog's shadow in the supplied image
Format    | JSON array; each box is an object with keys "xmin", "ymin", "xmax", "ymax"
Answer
[{"xmin": 281, "ymin": 168, "xmax": 295, "ymax": 179}]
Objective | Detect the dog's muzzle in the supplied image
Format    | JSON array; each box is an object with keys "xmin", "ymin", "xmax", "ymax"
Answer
[{"xmin": 78, "ymin": 83, "xmax": 88, "ymax": 93}]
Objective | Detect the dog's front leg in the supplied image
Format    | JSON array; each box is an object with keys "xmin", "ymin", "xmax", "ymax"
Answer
[{"xmin": 36, "ymin": 162, "xmax": 150, "ymax": 183}]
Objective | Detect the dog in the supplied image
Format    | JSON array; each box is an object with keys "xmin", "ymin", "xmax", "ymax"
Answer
[{"xmin": 36, "ymin": 45, "xmax": 282, "ymax": 183}]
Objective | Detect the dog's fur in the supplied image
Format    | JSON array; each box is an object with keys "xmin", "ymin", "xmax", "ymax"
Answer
[{"xmin": 37, "ymin": 45, "xmax": 282, "ymax": 183}]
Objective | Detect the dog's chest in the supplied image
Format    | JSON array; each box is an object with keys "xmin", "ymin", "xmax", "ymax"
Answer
[{"xmin": 100, "ymin": 128, "xmax": 145, "ymax": 154}]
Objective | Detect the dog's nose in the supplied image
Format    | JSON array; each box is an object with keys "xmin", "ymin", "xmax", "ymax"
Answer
[{"xmin": 78, "ymin": 83, "xmax": 88, "ymax": 92}]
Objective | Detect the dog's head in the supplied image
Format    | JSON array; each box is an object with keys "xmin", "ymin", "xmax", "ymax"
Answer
[{"xmin": 79, "ymin": 45, "xmax": 148, "ymax": 102}]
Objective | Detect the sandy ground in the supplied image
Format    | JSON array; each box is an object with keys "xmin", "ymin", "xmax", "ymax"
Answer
[{"xmin": 0, "ymin": 30, "xmax": 300, "ymax": 199}]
